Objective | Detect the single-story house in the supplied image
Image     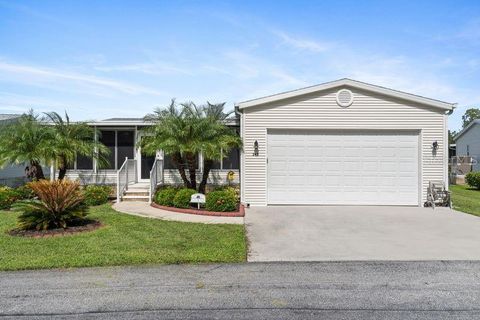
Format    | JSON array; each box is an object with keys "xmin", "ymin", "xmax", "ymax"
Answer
[
  {"xmin": 5, "ymin": 79, "xmax": 455, "ymax": 207},
  {"xmin": 236, "ymin": 78, "xmax": 455, "ymax": 206},
  {"xmin": 453, "ymin": 119, "xmax": 480, "ymax": 172}
]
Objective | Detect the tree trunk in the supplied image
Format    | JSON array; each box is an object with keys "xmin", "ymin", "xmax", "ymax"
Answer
[
  {"xmin": 28, "ymin": 160, "xmax": 45, "ymax": 181},
  {"xmin": 172, "ymin": 152, "xmax": 191, "ymax": 188},
  {"xmin": 58, "ymin": 155, "xmax": 67, "ymax": 180},
  {"xmin": 185, "ymin": 152, "xmax": 197, "ymax": 190},
  {"xmin": 198, "ymin": 159, "xmax": 213, "ymax": 194},
  {"xmin": 58, "ymin": 166, "xmax": 67, "ymax": 180}
]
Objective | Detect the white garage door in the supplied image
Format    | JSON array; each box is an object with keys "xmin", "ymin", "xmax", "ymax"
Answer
[{"xmin": 267, "ymin": 130, "xmax": 419, "ymax": 205}]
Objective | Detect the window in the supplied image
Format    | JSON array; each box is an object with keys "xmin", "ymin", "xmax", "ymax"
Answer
[
  {"xmin": 467, "ymin": 145, "xmax": 470, "ymax": 156},
  {"xmin": 209, "ymin": 148, "xmax": 240, "ymax": 170},
  {"xmin": 164, "ymin": 153, "xmax": 199, "ymax": 170}
]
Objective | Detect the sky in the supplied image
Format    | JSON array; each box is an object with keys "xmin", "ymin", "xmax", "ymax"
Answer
[{"xmin": 0, "ymin": 0, "xmax": 479, "ymax": 131}]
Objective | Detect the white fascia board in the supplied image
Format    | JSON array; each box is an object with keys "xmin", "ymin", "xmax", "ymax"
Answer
[
  {"xmin": 236, "ymin": 78, "xmax": 456, "ymax": 111},
  {"xmin": 86, "ymin": 121, "xmax": 152, "ymax": 127},
  {"xmin": 86, "ymin": 119, "xmax": 239, "ymax": 127}
]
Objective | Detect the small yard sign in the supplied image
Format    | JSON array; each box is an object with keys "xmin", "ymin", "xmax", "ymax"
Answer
[{"xmin": 191, "ymin": 193, "xmax": 206, "ymax": 209}]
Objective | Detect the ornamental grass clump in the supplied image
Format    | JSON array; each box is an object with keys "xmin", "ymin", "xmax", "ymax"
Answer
[{"xmin": 14, "ymin": 179, "xmax": 88, "ymax": 231}]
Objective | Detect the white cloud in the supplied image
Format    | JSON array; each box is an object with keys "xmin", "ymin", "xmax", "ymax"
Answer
[
  {"xmin": 0, "ymin": 60, "xmax": 165, "ymax": 96},
  {"xmin": 95, "ymin": 62, "xmax": 192, "ymax": 76},
  {"xmin": 272, "ymin": 30, "xmax": 332, "ymax": 53}
]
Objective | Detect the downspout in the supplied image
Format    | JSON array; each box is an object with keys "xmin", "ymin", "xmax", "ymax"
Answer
[
  {"xmin": 444, "ymin": 104, "xmax": 456, "ymax": 190},
  {"xmin": 234, "ymin": 105, "xmax": 244, "ymax": 205},
  {"xmin": 93, "ymin": 126, "xmax": 98, "ymax": 174}
]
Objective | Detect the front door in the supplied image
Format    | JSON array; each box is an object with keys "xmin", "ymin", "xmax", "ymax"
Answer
[
  {"xmin": 140, "ymin": 150, "xmax": 156, "ymax": 180},
  {"xmin": 137, "ymin": 135, "xmax": 156, "ymax": 181}
]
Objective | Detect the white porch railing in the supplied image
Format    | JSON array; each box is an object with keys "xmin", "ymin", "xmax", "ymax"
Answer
[
  {"xmin": 149, "ymin": 158, "xmax": 164, "ymax": 203},
  {"xmin": 116, "ymin": 157, "xmax": 137, "ymax": 202}
]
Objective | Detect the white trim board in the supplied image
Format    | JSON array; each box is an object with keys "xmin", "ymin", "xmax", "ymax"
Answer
[{"xmin": 236, "ymin": 78, "xmax": 456, "ymax": 111}]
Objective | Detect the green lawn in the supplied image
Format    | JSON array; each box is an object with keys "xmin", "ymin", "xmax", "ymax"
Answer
[
  {"xmin": 0, "ymin": 204, "xmax": 246, "ymax": 271},
  {"xmin": 450, "ymin": 184, "xmax": 480, "ymax": 217}
]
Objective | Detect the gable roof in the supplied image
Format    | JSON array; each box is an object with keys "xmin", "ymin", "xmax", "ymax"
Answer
[
  {"xmin": 236, "ymin": 78, "xmax": 456, "ymax": 111},
  {"xmin": 453, "ymin": 119, "xmax": 480, "ymax": 141}
]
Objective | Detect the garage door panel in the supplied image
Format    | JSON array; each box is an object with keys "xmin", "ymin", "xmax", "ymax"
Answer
[{"xmin": 267, "ymin": 131, "xmax": 419, "ymax": 205}]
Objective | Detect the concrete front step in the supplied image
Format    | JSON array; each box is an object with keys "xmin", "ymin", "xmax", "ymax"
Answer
[
  {"xmin": 124, "ymin": 190, "xmax": 149, "ymax": 196},
  {"xmin": 122, "ymin": 195, "xmax": 150, "ymax": 202}
]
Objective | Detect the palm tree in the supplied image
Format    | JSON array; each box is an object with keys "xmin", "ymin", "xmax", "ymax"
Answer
[
  {"xmin": 142, "ymin": 100, "xmax": 197, "ymax": 189},
  {"xmin": 142, "ymin": 100, "xmax": 241, "ymax": 193},
  {"xmin": 197, "ymin": 102, "xmax": 241, "ymax": 194},
  {"xmin": 43, "ymin": 112, "xmax": 110, "ymax": 180},
  {"xmin": 0, "ymin": 110, "xmax": 51, "ymax": 180}
]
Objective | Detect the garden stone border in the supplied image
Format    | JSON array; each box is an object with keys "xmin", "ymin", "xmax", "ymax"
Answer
[{"xmin": 151, "ymin": 203, "xmax": 245, "ymax": 217}]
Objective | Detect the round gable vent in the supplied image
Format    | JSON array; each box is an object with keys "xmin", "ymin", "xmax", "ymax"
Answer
[{"xmin": 336, "ymin": 89, "xmax": 354, "ymax": 107}]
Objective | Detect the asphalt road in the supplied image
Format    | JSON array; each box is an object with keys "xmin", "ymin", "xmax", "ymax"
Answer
[{"xmin": 1, "ymin": 261, "xmax": 480, "ymax": 319}]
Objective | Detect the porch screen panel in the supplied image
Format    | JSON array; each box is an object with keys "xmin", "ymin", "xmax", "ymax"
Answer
[
  {"xmin": 99, "ymin": 130, "xmax": 116, "ymax": 169},
  {"xmin": 117, "ymin": 131, "xmax": 134, "ymax": 168},
  {"xmin": 164, "ymin": 153, "xmax": 199, "ymax": 169},
  {"xmin": 77, "ymin": 154, "xmax": 93, "ymax": 169},
  {"xmin": 222, "ymin": 148, "xmax": 240, "ymax": 169},
  {"xmin": 211, "ymin": 159, "xmax": 221, "ymax": 169}
]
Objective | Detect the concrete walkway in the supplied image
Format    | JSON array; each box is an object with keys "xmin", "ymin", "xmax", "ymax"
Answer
[{"xmin": 112, "ymin": 202, "xmax": 244, "ymax": 224}]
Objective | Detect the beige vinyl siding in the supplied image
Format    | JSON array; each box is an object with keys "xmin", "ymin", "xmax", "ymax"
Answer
[
  {"xmin": 66, "ymin": 170, "xmax": 117, "ymax": 185},
  {"xmin": 242, "ymin": 87, "xmax": 447, "ymax": 206}
]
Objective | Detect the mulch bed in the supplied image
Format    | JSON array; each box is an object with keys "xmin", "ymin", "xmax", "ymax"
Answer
[
  {"xmin": 151, "ymin": 203, "xmax": 245, "ymax": 217},
  {"xmin": 8, "ymin": 220, "xmax": 103, "ymax": 238}
]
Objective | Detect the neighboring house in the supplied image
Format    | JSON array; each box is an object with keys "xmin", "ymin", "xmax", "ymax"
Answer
[
  {"xmin": 454, "ymin": 119, "xmax": 480, "ymax": 172},
  {"xmin": 0, "ymin": 114, "xmax": 27, "ymax": 186},
  {"xmin": 236, "ymin": 78, "xmax": 455, "ymax": 207}
]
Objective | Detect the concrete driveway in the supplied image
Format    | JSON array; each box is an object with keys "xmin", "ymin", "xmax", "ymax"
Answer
[{"xmin": 245, "ymin": 206, "xmax": 480, "ymax": 261}]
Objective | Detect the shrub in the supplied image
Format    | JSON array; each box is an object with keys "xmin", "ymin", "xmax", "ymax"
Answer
[
  {"xmin": 14, "ymin": 179, "xmax": 88, "ymax": 230},
  {"xmin": 14, "ymin": 185, "xmax": 36, "ymax": 200},
  {"xmin": 206, "ymin": 190, "xmax": 238, "ymax": 212},
  {"xmin": 83, "ymin": 185, "xmax": 111, "ymax": 206},
  {"xmin": 0, "ymin": 186, "xmax": 18, "ymax": 210},
  {"xmin": 155, "ymin": 187, "xmax": 178, "ymax": 206},
  {"xmin": 465, "ymin": 172, "xmax": 480, "ymax": 189},
  {"xmin": 214, "ymin": 186, "xmax": 240, "ymax": 202},
  {"xmin": 172, "ymin": 188, "xmax": 196, "ymax": 208}
]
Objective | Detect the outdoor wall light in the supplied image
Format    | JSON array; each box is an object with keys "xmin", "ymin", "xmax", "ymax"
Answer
[
  {"xmin": 253, "ymin": 140, "xmax": 259, "ymax": 156},
  {"xmin": 432, "ymin": 141, "xmax": 439, "ymax": 151}
]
